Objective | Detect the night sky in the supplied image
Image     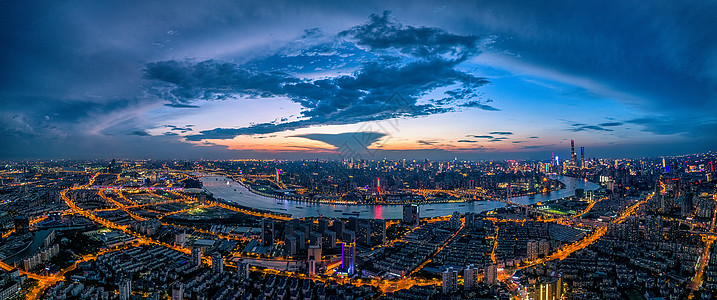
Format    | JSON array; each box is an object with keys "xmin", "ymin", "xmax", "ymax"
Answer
[{"xmin": 2, "ymin": 1, "xmax": 716, "ymax": 160}]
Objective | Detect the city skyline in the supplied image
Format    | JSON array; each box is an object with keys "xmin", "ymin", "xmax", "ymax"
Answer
[{"xmin": 2, "ymin": 1, "xmax": 716, "ymax": 161}]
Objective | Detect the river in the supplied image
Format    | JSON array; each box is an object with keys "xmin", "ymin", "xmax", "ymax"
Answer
[{"xmin": 200, "ymin": 175, "xmax": 600, "ymax": 219}]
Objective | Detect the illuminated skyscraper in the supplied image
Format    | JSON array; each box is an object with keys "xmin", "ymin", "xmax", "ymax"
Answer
[
  {"xmin": 528, "ymin": 277, "xmax": 563, "ymax": 300},
  {"xmin": 580, "ymin": 147, "xmax": 585, "ymax": 169},
  {"xmin": 339, "ymin": 242, "xmax": 356, "ymax": 275}
]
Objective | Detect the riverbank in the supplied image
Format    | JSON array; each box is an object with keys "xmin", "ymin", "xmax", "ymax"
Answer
[
  {"xmin": 200, "ymin": 174, "xmax": 600, "ymax": 219},
  {"xmin": 234, "ymin": 176, "xmax": 565, "ymax": 206}
]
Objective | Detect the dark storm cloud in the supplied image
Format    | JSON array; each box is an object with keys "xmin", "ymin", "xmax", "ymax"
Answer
[
  {"xmin": 626, "ymin": 116, "xmax": 717, "ymax": 136},
  {"xmin": 458, "ymin": 101, "xmax": 500, "ymax": 111},
  {"xmin": 292, "ymin": 132, "xmax": 387, "ymax": 150},
  {"xmin": 570, "ymin": 125, "xmax": 612, "ymax": 132},
  {"xmin": 598, "ymin": 122, "xmax": 623, "ymax": 127},
  {"xmin": 164, "ymin": 103, "xmax": 200, "ymax": 108},
  {"xmin": 166, "ymin": 125, "xmax": 193, "ymax": 132},
  {"xmin": 339, "ymin": 11, "xmax": 480, "ymax": 59},
  {"xmin": 145, "ymin": 13, "xmax": 492, "ymax": 141},
  {"xmin": 489, "ymin": 131, "xmax": 513, "ymax": 135},
  {"xmin": 521, "ymin": 145, "xmax": 549, "ymax": 149},
  {"xmin": 467, "ymin": 135, "xmax": 493, "ymax": 139},
  {"xmin": 565, "ymin": 120, "xmax": 616, "ymax": 132},
  {"xmin": 417, "ymin": 140, "xmax": 436, "ymax": 146},
  {"xmin": 128, "ymin": 130, "xmax": 150, "ymax": 136},
  {"xmin": 0, "ymin": 97, "xmax": 140, "ymax": 138}
]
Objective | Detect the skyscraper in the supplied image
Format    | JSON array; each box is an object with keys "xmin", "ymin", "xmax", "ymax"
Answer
[
  {"xmin": 580, "ymin": 147, "xmax": 585, "ymax": 169},
  {"xmin": 339, "ymin": 242, "xmax": 356, "ymax": 275},
  {"xmin": 403, "ymin": 204, "xmax": 419, "ymax": 228},
  {"xmin": 645, "ymin": 215, "xmax": 663, "ymax": 240},
  {"xmin": 527, "ymin": 240, "xmax": 539, "ymax": 261},
  {"xmin": 358, "ymin": 222, "xmax": 371, "ymax": 245},
  {"xmin": 174, "ymin": 231, "xmax": 186, "ymax": 247},
  {"xmin": 211, "ymin": 252, "xmax": 223, "ymax": 274},
  {"xmin": 484, "ymin": 264, "xmax": 498, "ymax": 285},
  {"xmin": 570, "ymin": 140, "xmax": 577, "ymax": 167},
  {"xmin": 191, "ymin": 247, "xmax": 202, "ymax": 267},
  {"xmin": 528, "ymin": 277, "xmax": 563, "ymax": 300},
  {"xmin": 13, "ymin": 216, "xmax": 29, "ymax": 235},
  {"xmin": 463, "ymin": 265, "xmax": 480, "ymax": 290},
  {"xmin": 261, "ymin": 218, "xmax": 274, "ymax": 247},
  {"xmin": 118, "ymin": 278, "xmax": 131, "ymax": 300},
  {"xmin": 171, "ymin": 282, "xmax": 184, "ymax": 300},
  {"xmin": 285, "ymin": 235, "xmax": 297, "ymax": 256},
  {"xmin": 318, "ymin": 218, "xmax": 329, "ymax": 233},
  {"xmin": 308, "ymin": 245, "xmax": 322, "ymax": 275},
  {"xmin": 442, "ymin": 267, "xmax": 458, "ymax": 294},
  {"xmin": 236, "ymin": 259, "xmax": 250, "ymax": 281}
]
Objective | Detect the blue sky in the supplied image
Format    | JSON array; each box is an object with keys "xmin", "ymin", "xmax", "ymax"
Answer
[{"xmin": 1, "ymin": 1, "xmax": 716, "ymax": 160}]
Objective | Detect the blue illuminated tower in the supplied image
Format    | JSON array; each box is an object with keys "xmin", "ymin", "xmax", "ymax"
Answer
[{"xmin": 340, "ymin": 241, "xmax": 355, "ymax": 275}]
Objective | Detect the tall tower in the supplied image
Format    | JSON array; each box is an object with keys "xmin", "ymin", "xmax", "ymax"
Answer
[
  {"xmin": 211, "ymin": 252, "xmax": 223, "ymax": 274},
  {"xmin": 171, "ymin": 283, "xmax": 184, "ymax": 300},
  {"xmin": 570, "ymin": 140, "xmax": 577, "ymax": 167},
  {"xmin": 237, "ymin": 259, "xmax": 250, "ymax": 281},
  {"xmin": 119, "ymin": 278, "xmax": 132, "ymax": 300},
  {"xmin": 261, "ymin": 219, "xmax": 274, "ymax": 246},
  {"xmin": 442, "ymin": 267, "xmax": 458, "ymax": 294},
  {"xmin": 580, "ymin": 147, "xmax": 585, "ymax": 169},
  {"xmin": 340, "ymin": 242, "xmax": 356, "ymax": 275}
]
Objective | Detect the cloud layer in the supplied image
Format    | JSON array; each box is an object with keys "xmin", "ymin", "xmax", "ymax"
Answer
[
  {"xmin": 1, "ymin": 1, "xmax": 715, "ymax": 159},
  {"xmin": 144, "ymin": 12, "xmax": 492, "ymax": 141}
]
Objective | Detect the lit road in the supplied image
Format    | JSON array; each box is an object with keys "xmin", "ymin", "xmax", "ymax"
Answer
[
  {"xmin": 688, "ymin": 194, "xmax": 717, "ymax": 296},
  {"xmin": 503, "ymin": 193, "xmax": 653, "ymax": 281},
  {"xmin": 97, "ymin": 189, "xmax": 146, "ymax": 221}
]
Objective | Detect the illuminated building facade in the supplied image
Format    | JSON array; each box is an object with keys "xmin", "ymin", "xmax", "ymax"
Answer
[
  {"xmin": 338, "ymin": 242, "xmax": 356, "ymax": 275},
  {"xmin": 528, "ymin": 277, "xmax": 562, "ymax": 300}
]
